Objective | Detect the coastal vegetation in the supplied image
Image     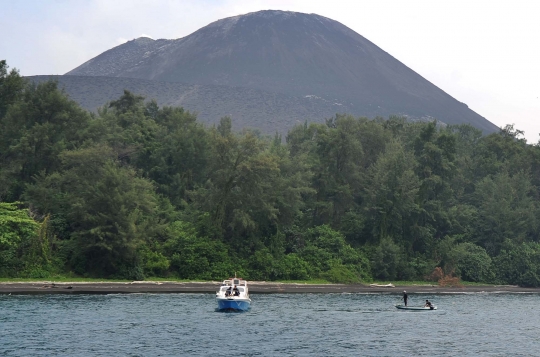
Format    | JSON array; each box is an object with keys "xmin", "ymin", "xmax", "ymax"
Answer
[{"xmin": 2, "ymin": 60, "xmax": 540, "ymax": 286}]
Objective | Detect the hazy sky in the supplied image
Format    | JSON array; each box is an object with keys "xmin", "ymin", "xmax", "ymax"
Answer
[{"xmin": 2, "ymin": 0, "xmax": 539, "ymax": 142}]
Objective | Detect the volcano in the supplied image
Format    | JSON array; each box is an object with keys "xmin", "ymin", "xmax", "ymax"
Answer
[{"xmin": 55, "ymin": 10, "xmax": 497, "ymax": 134}]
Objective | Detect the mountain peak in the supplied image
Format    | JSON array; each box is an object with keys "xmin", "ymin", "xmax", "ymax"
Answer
[
  {"xmin": 65, "ymin": 10, "xmax": 498, "ymax": 134},
  {"xmin": 132, "ymin": 37, "xmax": 155, "ymax": 45},
  {"xmin": 204, "ymin": 10, "xmax": 343, "ymax": 35}
]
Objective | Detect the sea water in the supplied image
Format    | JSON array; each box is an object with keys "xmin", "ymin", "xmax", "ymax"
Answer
[{"xmin": 1, "ymin": 292, "xmax": 538, "ymax": 356}]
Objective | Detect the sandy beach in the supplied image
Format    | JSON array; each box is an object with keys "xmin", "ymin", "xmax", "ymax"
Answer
[{"xmin": 1, "ymin": 281, "xmax": 539, "ymax": 295}]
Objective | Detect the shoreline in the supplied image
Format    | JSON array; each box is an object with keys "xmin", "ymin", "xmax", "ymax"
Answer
[{"xmin": 1, "ymin": 281, "xmax": 539, "ymax": 295}]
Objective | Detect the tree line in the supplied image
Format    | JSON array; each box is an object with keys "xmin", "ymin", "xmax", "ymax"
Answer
[{"xmin": 1, "ymin": 59, "xmax": 540, "ymax": 286}]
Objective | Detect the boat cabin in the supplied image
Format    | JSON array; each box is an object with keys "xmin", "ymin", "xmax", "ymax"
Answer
[
  {"xmin": 221, "ymin": 278, "xmax": 248, "ymax": 287},
  {"xmin": 217, "ymin": 278, "xmax": 249, "ymax": 297}
]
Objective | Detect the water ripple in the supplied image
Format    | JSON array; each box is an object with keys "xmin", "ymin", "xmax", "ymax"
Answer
[{"xmin": 1, "ymin": 293, "xmax": 539, "ymax": 356}]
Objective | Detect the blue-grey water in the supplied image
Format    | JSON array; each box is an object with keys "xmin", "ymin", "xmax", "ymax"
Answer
[{"xmin": 1, "ymin": 292, "xmax": 539, "ymax": 356}]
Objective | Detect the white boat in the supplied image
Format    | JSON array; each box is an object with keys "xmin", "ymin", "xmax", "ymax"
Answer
[
  {"xmin": 216, "ymin": 277, "xmax": 251, "ymax": 311},
  {"xmin": 395, "ymin": 304, "xmax": 437, "ymax": 311}
]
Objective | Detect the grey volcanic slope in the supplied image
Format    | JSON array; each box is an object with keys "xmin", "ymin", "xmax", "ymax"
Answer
[
  {"xmin": 28, "ymin": 75, "xmax": 355, "ymax": 134},
  {"xmin": 66, "ymin": 10, "xmax": 497, "ymax": 133}
]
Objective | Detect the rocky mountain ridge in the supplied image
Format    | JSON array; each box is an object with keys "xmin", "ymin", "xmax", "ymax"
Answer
[
  {"xmin": 62, "ymin": 10, "xmax": 498, "ymax": 134},
  {"xmin": 29, "ymin": 74, "xmax": 358, "ymax": 134}
]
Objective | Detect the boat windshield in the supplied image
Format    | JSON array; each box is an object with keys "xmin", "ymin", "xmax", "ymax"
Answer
[{"xmin": 219, "ymin": 286, "xmax": 245, "ymax": 292}]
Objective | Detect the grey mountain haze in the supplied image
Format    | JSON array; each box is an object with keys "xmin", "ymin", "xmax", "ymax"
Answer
[
  {"xmin": 54, "ymin": 10, "xmax": 497, "ymax": 134},
  {"xmin": 29, "ymin": 74, "xmax": 347, "ymax": 134}
]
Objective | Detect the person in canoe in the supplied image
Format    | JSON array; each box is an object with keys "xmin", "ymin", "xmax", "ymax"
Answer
[
  {"xmin": 402, "ymin": 291, "xmax": 408, "ymax": 306},
  {"xmin": 424, "ymin": 300, "xmax": 434, "ymax": 309}
]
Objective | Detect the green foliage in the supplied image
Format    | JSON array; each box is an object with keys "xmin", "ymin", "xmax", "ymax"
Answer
[
  {"xmin": 473, "ymin": 171, "xmax": 538, "ymax": 255},
  {"xmin": 307, "ymin": 115, "xmax": 365, "ymax": 226},
  {"xmin": 0, "ymin": 202, "xmax": 57, "ymax": 277},
  {"xmin": 163, "ymin": 221, "xmax": 235, "ymax": 280},
  {"xmin": 109, "ymin": 89, "xmax": 145, "ymax": 114},
  {"xmin": 247, "ymin": 249, "xmax": 276, "ymax": 281},
  {"xmin": 0, "ymin": 202, "xmax": 38, "ymax": 249},
  {"xmin": 141, "ymin": 106, "xmax": 209, "ymax": 207},
  {"xmin": 0, "ymin": 80, "xmax": 92, "ymax": 201},
  {"xmin": 139, "ymin": 246, "xmax": 170, "ymax": 277},
  {"xmin": 363, "ymin": 139, "xmax": 420, "ymax": 246},
  {"xmin": 274, "ymin": 254, "xmax": 310, "ymax": 280},
  {"xmin": 3, "ymin": 60, "xmax": 540, "ymax": 285},
  {"xmin": 25, "ymin": 145, "xmax": 161, "ymax": 278},
  {"xmin": 447, "ymin": 242, "xmax": 494, "ymax": 282},
  {"xmin": 0, "ymin": 60, "xmax": 26, "ymax": 118},
  {"xmin": 494, "ymin": 243, "xmax": 540, "ymax": 287},
  {"xmin": 0, "ymin": 202, "xmax": 39, "ymax": 276},
  {"xmin": 297, "ymin": 225, "xmax": 371, "ymax": 282},
  {"xmin": 321, "ymin": 264, "xmax": 361, "ymax": 284},
  {"xmin": 369, "ymin": 236, "xmax": 407, "ymax": 280}
]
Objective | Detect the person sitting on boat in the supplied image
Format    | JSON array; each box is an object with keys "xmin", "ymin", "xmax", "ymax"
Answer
[
  {"xmin": 225, "ymin": 286, "xmax": 232, "ymax": 297},
  {"xmin": 424, "ymin": 300, "xmax": 433, "ymax": 309},
  {"xmin": 233, "ymin": 285, "xmax": 240, "ymax": 296}
]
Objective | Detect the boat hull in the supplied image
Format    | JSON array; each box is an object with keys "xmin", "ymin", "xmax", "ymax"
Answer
[
  {"xmin": 396, "ymin": 305, "xmax": 437, "ymax": 311},
  {"xmin": 216, "ymin": 298, "xmax": 251, "ymax": 311}
]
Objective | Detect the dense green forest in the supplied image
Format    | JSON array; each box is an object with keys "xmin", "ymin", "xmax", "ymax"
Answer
[{"xmin": 2, "ymin": 60, "xmax": 540, "ymax": 286}]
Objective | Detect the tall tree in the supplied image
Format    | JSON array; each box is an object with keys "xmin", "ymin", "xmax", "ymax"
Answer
[
  {"xmin": 310, "ymin": 115, "xmax": 364, "ymax": 226},
  {"xmin": 191, "ymin": 118, "xmax": 281, "ymax": 253},
  {"xmin": 0, "ymin": 81, "xmax": 91, "ymax": 201},
  {"xmin": 25, "ymin": 145, "xmax": 161, "ymax": 278},
  {"xmin": 0, "ymin": 60, "xmax": 26, "ymax": 119},
  {"xmin": 363, "ymin": 139, "xmax": 420, "ymax": 247},
  {"xmin": 139, "ymin": 106, "xmax": 209, "ymax": 207},
  {"xmin": 473, "ymin": 171, "xmax": 538, "ymax": 255}
]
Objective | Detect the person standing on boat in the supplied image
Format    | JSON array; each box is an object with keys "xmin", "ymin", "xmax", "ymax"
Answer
[{"xmin": 402, "ymin": 291, "xmax": 408, "ymax": 306}]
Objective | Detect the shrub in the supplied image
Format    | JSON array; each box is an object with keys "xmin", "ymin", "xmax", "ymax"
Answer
[
  {"xmin": 274, "ymin": 254, "xmax": 310, "ymax": 280},
  {"xmin": 164, "ymin": 221, "xmax": 234, "ymax": 280},
  {"xmin": 494, "ymin": 242, "xmax": 540, "ymax": 287},
  {"xmin": 321, "ymin": 264, "xmax": 360, "ymax": 284},
  {"xmin": 115, "ymin": 264, "xmax": 145, "ymax": 281},
  {"xmin": 299, "ymin": 225, "xmax": 372, "ymax": 281},
  {"xmin": 369, "ymin": 237, "xmax": 405, "ymax": 280},
  {"xmin": 141, "ymin": 249, "xmax": 170, "ymax": 277},
  {"xmin": 447, "ymin": 242, "xmax": 494, "ymax": 282},
  {"xmin": 246, "ymin": 249, "xmax": 275, "ymax": 281}
]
